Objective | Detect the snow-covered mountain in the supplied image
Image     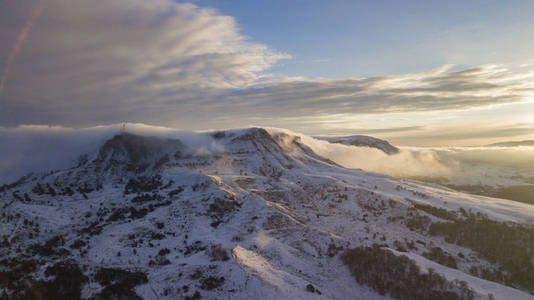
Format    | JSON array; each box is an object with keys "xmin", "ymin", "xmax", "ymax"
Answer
[
  {"xmin": 1, "ymin": 128, "xmax": 534, "ymax": 300},
  {"xmin": 317, "ymin": 135, "xmax": 400, "ymax": 155}
]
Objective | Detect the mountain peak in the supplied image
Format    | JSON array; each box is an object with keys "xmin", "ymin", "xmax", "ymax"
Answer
[{"xmin": 95, "ymin": 132, "xmax": 185, "ymax": 173}]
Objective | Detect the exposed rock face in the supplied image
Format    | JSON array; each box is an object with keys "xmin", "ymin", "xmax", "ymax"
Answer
[{"xmin": 97, "ymin": 133, "xmax": 186, "ymax": 173}]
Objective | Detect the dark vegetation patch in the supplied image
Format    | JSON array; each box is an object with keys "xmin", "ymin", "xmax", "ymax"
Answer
[
  {"xmin": 492, "ymin": 185, "xmax": 534, "ymax": 205},
  {"xmin": 91, "ymin": 283, "xmax": 143, "ymax": 300},
  {"xmin": 151, "ymin": 232, "xmax": 165, "ymax": 240},
  {"xmin": 28, "ymin": 235, "xmax": 70, "ymax": 257},
  {"xmin": 306, "ymin": 283, "xmax": 321, "ymax": 295},
  {"xmin": 428, "ymin": 213, "xmax": 534, "ymax": 291},
  {"xmin": 11, "ymin": 191, "xmax": 23, "ymax": 202},
  {"xmin": 262, "ymin": 214, "xmax": 294, "ymax": 230},
  {"xmin": 124, "ymin": 175, "xmax": 163, "ymax": 195},
  {"xmin": 410, "ymin": 201, "xmax": 458, "ymax": 221},
  {"xmin": 1, "ymin": 259, "xmax": 149, "ymax": 300},
  {"xmin": 184, "ymin": 291, "xmax": 201, "ymax": 300},
  {"xmin": 149, "ymin": 256, "xmax": 171, "ymax": 266},
  {"xmin": 92, "ymin": 267, "xmax": 148, "ymax": 300},
  {"xmin": 206, "ymin": 244, "xmax": 230, "ymax": 262},
  {"xmin": 446, "ymin": 184, "xmax": 534, "ymax": 205},
  {"xmin": 127, "ymin": 230, "xmax": 166, "ymax": 248},
  {"xmin": 79, "ymin": 221, "xmax": 103, "ymax": 236},
  {"xmin": 131, "ymin": 193, "xmax": 163, "ymax": 203},
  {"xmin": 94, "ymin": 267, "xmax": 148, "ymax": 287},
  {"xmin": 150, "ymin": 248, "xmax": 172, "ymax": 266},
  {"xmin": 60, "ymin": 186, "xmax": 75, "ymax": 196},
  {"xmin": 404, "ymin": 212, "xmax": 432, "ymax": 232},
  {"xmin": 200, "ymin": 276, "xmax": 225, "ymax": 290},
  {"xmin": 393, "ymin": 240, "xmax": 407, "ymax": 252},
  {"xmin": 207, "ymin": 197, "xmax": 241, "ymax": 224},
  {"xmin": 106, "ymin": 200, "xmax": 171, "ymax": 223},
  {"xmin": 158, "ymin": 248, "xmax": 171, "ymax": 256},
  {"xmin": 327, "ymin": 243, "xmax": 344, "ymax": 257},
  {"xmin": 341, "ymin": 245, "xmax": 474, "ymax": 300},
  {"xmin": 70, "ymin": 239, "xmax": 87, "ymax": 249},
  {"xmin": 0, "ymin": 257, "xmax": 37, "ymax": 297},
  {"xmin": 31, "ymin": 183, "xmax": 58, "ymax": 197},
  {"xmin": 77, "ymin": 182, "xmax": 97, "ymax": 194},
  {"xmin": 168, "ymin": 187, "xmax": 184, "ymax": 198},
  {"xmin": 184, "ymin": 241, "xmax": 207, "ymax": 256},
  {"xmin": 0, "ymin": 175, "xmax": 28, "ymax": 193},
  {"xmin": 161, "ymin": 180, "xmax": 174, "ymax": 190},
  {"xmin": 1, "ymin": 260, "xmax": 87, "ymax": 300},
  {"xmin": 39, "ymin": 261, "xmax": 88, "ymax": 300},
  {"xmin": 32, "ymin": 181, "xmax": 96, "ymax": 199},
  {"xmin": 422, "ymin": 247, "xmax": 458, "ymax": 269}
]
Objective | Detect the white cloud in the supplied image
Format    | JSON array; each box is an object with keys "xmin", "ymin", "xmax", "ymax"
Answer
[
  {"xmin": 3, "ymin": 124, "xmax": 532, "ymax": 190},
  {"xmin": 1, "ymin": 0, "xmax": 534, "ymax": 134},
  {"xmin": 0, "ymin": 0, "xmax": 289, "ymax": 125},
  {"xmin": 0, "ymin": 123, "xmax": 230, "ymax": 184}
]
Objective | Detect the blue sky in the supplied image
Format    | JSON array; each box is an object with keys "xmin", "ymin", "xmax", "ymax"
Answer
[{"xmin": 192, "ymin": 0, "xmax": 534, "ymax": 78}]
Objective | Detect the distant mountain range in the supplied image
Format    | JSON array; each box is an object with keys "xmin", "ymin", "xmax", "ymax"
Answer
[
  {"xmin": 316, "ymin": 135, "xmax": 400, "ymax": 154},
  {"xmin": 487, "ymin": 140, "xmax": 534, "ymax": 147}
]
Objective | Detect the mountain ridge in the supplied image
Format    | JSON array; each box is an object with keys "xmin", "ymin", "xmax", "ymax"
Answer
[
  {"xmin": 1, "ymin": 128, "xmax": 533, "ymax": 299},
  {"xmin": 487, "ymin": 140, "xmax": 534, "ymax": 147},
  {"xmin": 316, "ymin": 135, "xmax": 400, "ymax": 154}
]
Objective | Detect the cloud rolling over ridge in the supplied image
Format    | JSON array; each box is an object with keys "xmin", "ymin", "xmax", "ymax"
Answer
[{"xmin": 2, "ymin": 124, "xmax": 533, "ymax": 192}]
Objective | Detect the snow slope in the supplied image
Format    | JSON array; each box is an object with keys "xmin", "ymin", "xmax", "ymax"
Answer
[{"xmin": 1, "ymin": 127, "xmax": 533, "ymax": 299}]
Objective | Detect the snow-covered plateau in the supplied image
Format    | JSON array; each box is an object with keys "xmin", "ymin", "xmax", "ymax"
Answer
[{"xmin": 1, "ymin": 127, "xmax": 533, "ymax": 299}]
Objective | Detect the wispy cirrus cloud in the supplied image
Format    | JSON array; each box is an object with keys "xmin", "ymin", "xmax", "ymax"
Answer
[
  {"xmin": 228, "ymin": 64, "xmax": 534, "ymax": 115},
  {"xmin": 385, "ymin": 122, "xmax": 534, "ymax": 146}
]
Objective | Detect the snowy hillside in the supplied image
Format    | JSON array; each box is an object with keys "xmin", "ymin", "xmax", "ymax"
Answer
[{"xmin": 1, "ymin": 128, "xmax": 534, "ymax": 300}]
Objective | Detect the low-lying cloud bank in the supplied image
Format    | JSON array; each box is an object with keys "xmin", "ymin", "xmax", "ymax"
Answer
[
  {"xmin": 2, "ymin": 124, "xmax": 533, "ymax": 189},
  {"xmin": 301, "ymin": 136, "xmax": 534, "ymax": 187},
  {"xmin": 0, "ymin": 123, "xmax": 226, "ymax": 184},
  {"xmin": 299, "ymin": 132, "xmax": 534, "ymax": 186}
]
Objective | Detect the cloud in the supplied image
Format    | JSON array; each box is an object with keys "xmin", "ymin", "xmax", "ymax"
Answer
[
  {"xmin": 1, "ymin": 123, "xmax": 533, "ymax": 191},
  {"xmin": 296, "ymin": 133, "xmax": 452, "ymax": 179},
  {"xmin": 0, "ymin": 123, "xmax": 228, "ymax": 184},
  {"xmin": 292, "ymin": 129, "xmax": 534, "ymax": 187},
  {"xmin": 340, "ymin": 126, "xmax": 424, "ymax": 135},
  {"xmin": 229, "ymin": 64, "xmax": 534, "ymax": 116},
  {"xmin": 0, "ymin": 0, "xmax": 289, "ymax": 125},
  {"xmin": 1, "ymin": 0, "xmax": 534, "ymax": 131},
  {"xmin": 386, "ymin": 122, "xmax": 534, "ymax": 146}
]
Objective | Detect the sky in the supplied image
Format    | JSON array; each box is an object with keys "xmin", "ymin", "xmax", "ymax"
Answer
[{"xmin": 1, "ymin": 0, "xmax": 533, "ymax": 146}]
